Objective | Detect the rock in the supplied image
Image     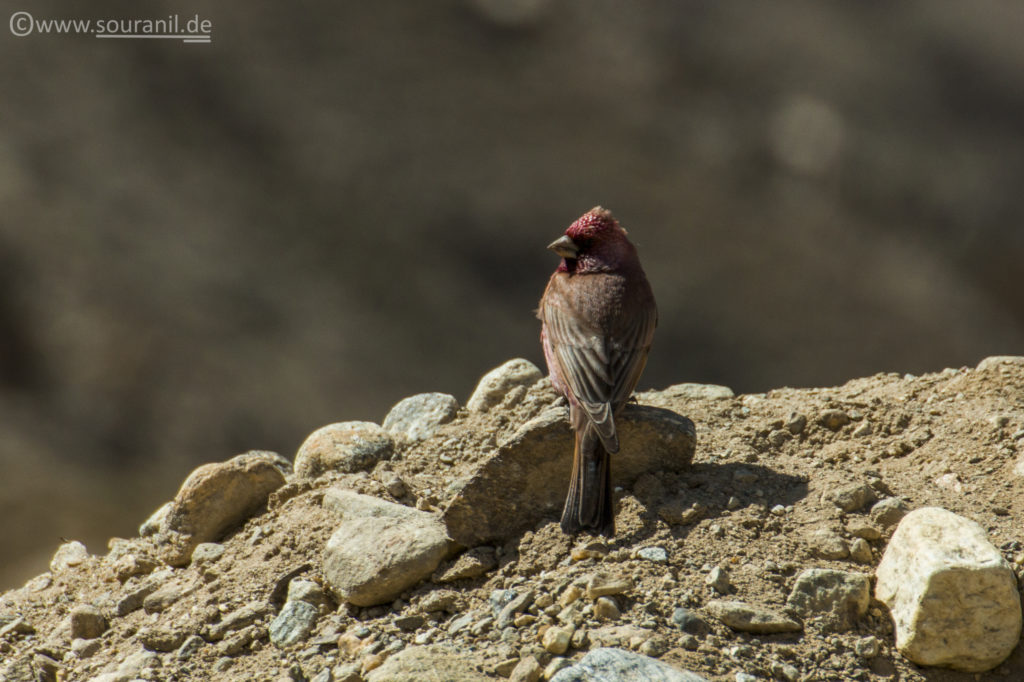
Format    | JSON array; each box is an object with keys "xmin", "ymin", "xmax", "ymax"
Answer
[
  {"xmin": 705, "ymin": 600, "xmax": 803, "ymax": 634},
  {"xmin": 208, "ymin": 601, "xmax": 271, "ymax": 641},
  {"xmin": 115, "ymin": 568, "xmax": 173, "ymax": 616},
  {"xmin": 809, "ymin": 529, "xmax": 848, "ymax": 559},
  {"xmin": 112, "ymin": 553, "xmax": 159, "ymax": 582},
  {"xmin": 845, "ymin": 519, "xmax": 881, "ymax": 541},
  {"xmin": 854, "ymin": 635, "xmax": 880, "ymax": 658},
  {"xmin": 874, "ymin": 507, "xmax": 1022, "ymax": 672},
  {"xmin": 322, "ymin": 487, "xmax": 423, "ymax": 521},
  {"xmin": 785, "ymin": 413, "xmax": 807, "ymax": 435},
  {"xmin": 818, "ymin": 409, "xmax": 849, "ymax": 430},
  {"xmin": 435, "ymin": 546, "xmax": 497, "ymax": 582},
  {"xmin": 637, "ymin": 547, "xmax": 668, "ymax": 563},
  {"xmin": 191, "ymin": 542, "xmax": 226, "ymax": 565},
  {"xmin": 585, "ymin": 573, "xmax": 633, "ymax": 600},
  {"xmin": 323, "ymin": 514, "xmax": 452, "ymax": 606},
  {"xmin": 382, "ymin": 471, "xmax": 407, "ymax": 498},
  {"xmin": 295, "ymin": 422, "xmax": 394, "ymax": 477},
  {"xmin": 671, "ymin": 607, "xmax": 710, "ymax": 636},
  {"xmin": 705, "ymin": 566, "xmax": 730, "ymax": 594},
  {"xmin": 363, "ymin": 644, "xmax": 491, "ymax": 681},
  {"xmin": 287, "ymin": 579, "xmax": 325, "ymax": 606},
  {"xmin": 394, "ymin": 614, "xmax": 425, "ymax": 631},
  {"xmin": 849, "ymin": 538, "xmax": 873, "ymax": 564},
  {"xmin": 977, "ymin": 356, "xmax": 1024, "ymax": 371},
  {"xmin": 550, "ymin": 647, "xmax": 708, "ymax": 681},
  {"xmin": 504, "ymin": 653, "xmax": 541, "ymax": 682},
  {"xmin": 420, "ymin": 589, "xmax": 462, "ymax": 614},
  {"xmin": 786, "ymin": 569, "xmax": 870, "ymax": 632},
  {"xmin": 383, "ymin": 393, "xmax": 460, "ymax": 440},
  {"xmin": 594, "ymin": 597, "xmax": 621, "ymax": 620},
  {"xmin": 543, "ymin": 626, "xmax": 573, "ymax": 654},
  {"xmin": 269, "ymin": 600, "xmax": 319, "ymax": 647},
  {"xmin": 444, "ymin": 404, "xmax": 695, "ymax": 545},
  {"xmin": 176, "ymin": 634, "xmax": 205, "ymax": 661},
  {"xmin": 71, "ymin": 637, "xmax": 102, "ymax": 659},
  {"xmin": 139, "ymin": 502, "xmax": 172, "ymax": 536},
  {"xmin": 138, "ymin": 624, "xmax": 188, "ymax": 652},
  {"xmin": 655, "ymin": 383, "xmax": 734, "ymax": 400},
  {"xmin": 143, "ymin": 580, "xmax": 193, "ymax": 613},
  {"xmin": 870, "ymin": 497, "xmax": 909, "ymax": 528},
  {"xmin": 825, "ymin": 483, "xmax": 877, "ymax": 513},
  {"xmin": 466, "ymin": 359, "xmax": 543, "ymax": 413},
  {"xmin": 69, "ymin": 605, "xmax": 106, "ymax": 640},
  {"xmin": 50, "ymin": 541, "xmax": 89, "ymax": 572},
  {"xmin": 496, "ymin": 589, "xmax": 534, "ymax": 627},
  {"xmin": 157, "ymin": 451, "xmax": 286, "ymax": 565}
]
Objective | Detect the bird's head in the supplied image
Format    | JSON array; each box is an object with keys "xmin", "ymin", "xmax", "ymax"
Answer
[{"xmin": 548, "ymin": 206, "xmax": 635, "ymax": 273}]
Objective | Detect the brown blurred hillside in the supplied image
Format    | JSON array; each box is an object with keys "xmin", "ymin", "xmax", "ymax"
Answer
[{"xmin": 1, "ymin": 0, "xmax": 1022, "ymax": 588}]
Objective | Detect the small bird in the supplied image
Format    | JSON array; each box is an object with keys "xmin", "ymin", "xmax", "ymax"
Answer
[{"xmin": 538, "ymin": 207, "xmax": 657, "ymax": 536}]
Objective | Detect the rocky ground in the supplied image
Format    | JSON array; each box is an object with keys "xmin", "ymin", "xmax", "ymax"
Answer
[{"xmin": 2, "ymin": 356, "xmax": 1024, "ymax": 682}]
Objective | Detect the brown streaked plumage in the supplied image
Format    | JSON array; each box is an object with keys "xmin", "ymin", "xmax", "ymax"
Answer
[{"xmin": 538, "ymin": 207, "xmax": 657, "ymax": 535}]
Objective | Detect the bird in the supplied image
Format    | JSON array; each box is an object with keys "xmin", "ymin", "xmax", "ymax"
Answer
[{"xmin": 537, "ymin": 207, "xmax": 657, "ymax": 536}]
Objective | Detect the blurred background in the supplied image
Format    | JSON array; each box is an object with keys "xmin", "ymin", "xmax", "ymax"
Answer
[{"xmin": 1, "ymin": 0, "xmax": 1022, "ymax": 588}]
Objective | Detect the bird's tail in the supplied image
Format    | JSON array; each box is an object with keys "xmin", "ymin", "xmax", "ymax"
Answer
[{"xmin": 560, "ymin": 425, "xmax": 614, "ymax": 536}]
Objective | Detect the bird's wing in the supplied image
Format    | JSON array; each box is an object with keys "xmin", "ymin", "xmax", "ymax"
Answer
[{"xmin": 607, "ymin": 299, "xmax": 658, "ymax": 408}]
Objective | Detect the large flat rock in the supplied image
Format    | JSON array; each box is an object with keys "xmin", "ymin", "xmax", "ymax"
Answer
[{"xmin": 443, "ymin": 403, "xmax": 695, "ymax": 546}]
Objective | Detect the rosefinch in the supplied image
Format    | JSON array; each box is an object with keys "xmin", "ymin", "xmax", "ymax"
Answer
[{"xmin": 538, "ymin": 207, "xmax": 657, "ymax": 536}]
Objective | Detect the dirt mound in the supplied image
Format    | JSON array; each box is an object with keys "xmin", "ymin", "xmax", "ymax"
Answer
[{"xmin": 1, "ymin": 357, "xmax": 1023, "ymax": 681}]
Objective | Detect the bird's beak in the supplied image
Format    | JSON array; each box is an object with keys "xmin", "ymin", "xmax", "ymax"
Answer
[{"xmin": 547, "ymin": 235, "xmax": 579, "ymax": 259}]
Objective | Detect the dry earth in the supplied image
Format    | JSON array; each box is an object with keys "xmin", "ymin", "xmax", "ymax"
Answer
[{"xmin": 2, "ymin": 356, "xmax": 1024, "ymax": 681}]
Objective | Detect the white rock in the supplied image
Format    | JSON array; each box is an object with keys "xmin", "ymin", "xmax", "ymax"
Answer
[
  {"xmin": 383, "ymin": 393, "xmax": 460, "ymax": 441},
  {"xmin": 323, "ymin": 514, "xmax": 452, "ymax": 606},
  {"xmin": 466, "ymin": 359, "xmax": 542, "ymax": 412},
  {"xmin": 875, "ymin": 507, "xmax": 1022, "ymax": 672}
]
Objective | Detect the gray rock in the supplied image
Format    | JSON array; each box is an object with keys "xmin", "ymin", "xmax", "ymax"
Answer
[
  {"xmin": 156, "ymin": 451, "xmax": 286, "ymax": 565},
  {"xmin": 825, "ymin": 483, "xmax": 877, "ymax": 513},
  {"xmin": 322, "ymin": 487, "xmax": 423, "ymax": 521},
  {"xmin": 443, "ymin": 403, "xmax": 696, "ymax": 546},
  {"xmin": 50, "ymin": 541, "xmax": 89, "ymax": 572},
  {"xmin": 295, "ymin": 422, "xmax": 394, "ymax": 478},
  {"xmin": 849, "ymin": 538, "xmax": 873, "ymax": 564},
  {"xmin": 854, "ymin": 635, "xmax": 880, "ymax": 659},
  {"xmin": 115, "ymin": 568, "xmax": 173, "ymax": 616},
  {"xmin": 637, "ymin": 547, "xmax": 668, "ymax": 563},
  {"xmin": 365, "ymin": 644, "xmax": 491, "ymax": 681},
  {"xmin": 705, "ymin": 566, "xmax": 730, "ymax": 594},
  {"xmin": 69, "ymin": 605, "xmax": 106, "ymax": 640},
  {"xmin": 870, "ymin": 497, "xmax": 909, "ymax": 528},
  {"xmin": 383, "ymin": 393, "xmax": 460, "ymax": 440},
  {"xmin": 496, "ymin": 589, "xmax": 535, "ymax": 627},
  {"xmin": 705, "ymin": 600, "xmax": 803, "ymax": 634},
  {"xmin": 176, "ymin": 634, "xmax": 205, "ymax": 660},
  {"xmin": 191, "ymin": 542, "xmax": 226, "ymax": 565},
  {"xmin": 208, "ymin": 601, "xmax": 271, "ymax": 641},
  {"xmin": 143, "ymin": 580, "xmax": 193, "ymax": 613},
  {"xmin": 323, "ymin": 514, "xmax": 452, "ymax": 606},
  {"xmin": 671, "ymin": 607, "xmax": 709, "ymax": 636},
  {"xmin": 875, "ymin": 507, "xmax": 1021, "ymax": 672},
  {"xmin": 551, "ymin": 647, "xmax": 708, "ymax": 681},
  {"xmin": 786, "ymin": 568, "xmax": 870, "ymax": 632},
  {"xmin": 269, "ymin": 600, "xmax": 319, "ymax": 647},
  {"xmin": 420, "ymin": 589, "xmax": 462, "ymax": 614},
  {"xmin": 466, "ymin": 358, "xmax": 543, "ymax": 413}
]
